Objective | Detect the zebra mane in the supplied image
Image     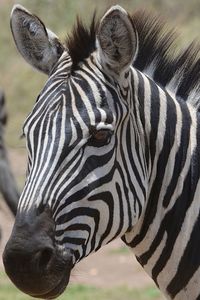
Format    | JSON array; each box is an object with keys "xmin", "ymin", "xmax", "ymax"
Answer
[
  {"xmin": 66, "ymin": 10, "xmax": 200, "ymax": 108},
  {"xmin": 132, "ymin": 10, "xmax": 200, "ymax": 108},
  {"xmin": 66, "ymin": 14, "xmax": 98, "ymax": 71}
]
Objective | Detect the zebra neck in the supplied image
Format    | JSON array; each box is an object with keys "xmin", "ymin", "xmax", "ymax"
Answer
[
  {"xmin": 122, "ymin": 68, "xmax": 200, "ymax": 298},
  {"xmin": 130, "ymin": 68, "xmax": 198, "ymax": 185}
]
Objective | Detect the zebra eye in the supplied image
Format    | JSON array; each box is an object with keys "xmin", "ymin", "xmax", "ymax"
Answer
[{"xmin": 89, "ymin": 129, "xmax": 112, "ymax": 147}]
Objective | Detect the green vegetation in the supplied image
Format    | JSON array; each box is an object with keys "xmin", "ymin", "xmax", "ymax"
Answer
[{"xmin": 0, "ymin": 272, "xmax": 162, "ymax": 300}]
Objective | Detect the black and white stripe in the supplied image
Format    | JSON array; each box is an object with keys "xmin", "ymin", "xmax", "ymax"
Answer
[{"xmin": 10, "ymin": 4, "xmax": 200, "ymax": 299}]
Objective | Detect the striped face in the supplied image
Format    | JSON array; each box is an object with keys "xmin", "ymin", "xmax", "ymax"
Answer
[
  {"xmin": 5, "ymin": 5, "xmax": 146, "ymax": 298},
  {"xmin": 19, "ymin": 51, "xmax": 131, "ymax": 260},
  {"xmin": 9, "ymin": 4, "xmax": 139, "ymax": 268}
]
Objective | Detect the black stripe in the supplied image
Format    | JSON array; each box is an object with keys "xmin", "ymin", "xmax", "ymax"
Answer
[
  {"xmin": 166, "ymin": 113, "xmax": 200, "ymax": 298},
  {"xmin": 54, "ymin": 165, "xmax": 116, "ymax": 217},
  {"xmin": 89, "ymin": 192, "xmax": 114, "ymax": 250},
  {"xmin": 163, "ymin": 100, "xmax": 191, "ymax": 207},
  {"xmin": 167, "ymin": 209, "xmax": 200, "ymax": 298}
]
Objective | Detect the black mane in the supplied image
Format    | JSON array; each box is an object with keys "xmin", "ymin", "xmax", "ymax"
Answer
[
  {"xmin": 132, "ymin": 10, "xmax": 200, "ymax": 105},
  {"xmin": 66, "ymin": 9, "xmax": 200, "ymax": 107},
  {"xmin": 66, "ymin": 14, "xmax": 98, "ymax": 70}
]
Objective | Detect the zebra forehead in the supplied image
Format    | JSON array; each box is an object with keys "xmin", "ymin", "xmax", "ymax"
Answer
[{"xmin": 23, "ymin": 78, "xmax": 114, "ymax": 135}]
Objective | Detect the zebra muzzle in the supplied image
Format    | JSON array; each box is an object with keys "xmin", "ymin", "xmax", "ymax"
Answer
[{"xmin": 3, "ymin": 206, "xmax": 74, "ymax": 299}]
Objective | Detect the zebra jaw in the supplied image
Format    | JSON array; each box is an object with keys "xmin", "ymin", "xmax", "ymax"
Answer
[{"xmin": 3, "ymin": 206, "xmax": 74, "ymax": 299}]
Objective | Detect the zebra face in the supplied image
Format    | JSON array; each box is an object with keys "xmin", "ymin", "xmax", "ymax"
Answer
[
  {"xmin": 4, "ymin": 4, "xmax": 139, "ymax": 299},
  {"xmin": 21, "ymin": 56, "xmax": 119, "ymax": 256}
]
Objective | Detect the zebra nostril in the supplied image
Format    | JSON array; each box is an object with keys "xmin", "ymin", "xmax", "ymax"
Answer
[{"xmin": 36, "ymin": 247, "xmax": 54, "ymax": 269}]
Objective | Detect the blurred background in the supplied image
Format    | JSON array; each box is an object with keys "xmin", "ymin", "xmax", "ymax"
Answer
[{"xmin": 0, "ymin": 0, "xmax": 200, "ymax": 299}]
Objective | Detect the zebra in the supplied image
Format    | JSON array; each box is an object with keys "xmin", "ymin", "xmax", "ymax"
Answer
[
  {"xmin": 0, "ymin": 90, "xmax": 19, "ymax": 216},
  {"xmin": 3, "ymin": 3, "xmax": 200, "ymax": 299}
]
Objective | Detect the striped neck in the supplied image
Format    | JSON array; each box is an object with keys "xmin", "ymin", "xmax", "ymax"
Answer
[{"xmin": 123, "ymin": 67, "xmax": 200, "ymax": 298}]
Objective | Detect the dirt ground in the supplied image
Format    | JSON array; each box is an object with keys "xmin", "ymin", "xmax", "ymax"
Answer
[{"xmin": 0, "ymin": 149, "xmax": 163, "ymax": 296}]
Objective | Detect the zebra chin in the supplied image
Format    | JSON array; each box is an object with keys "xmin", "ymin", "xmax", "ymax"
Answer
[{"xmin": 3, "ymin": 206, "xmax": 74, "ymax": 299}]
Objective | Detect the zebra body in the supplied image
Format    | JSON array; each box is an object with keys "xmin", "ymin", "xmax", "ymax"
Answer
[{"xmin": 3, "ymin": 4, "xmax": 200, "ymax": 300}]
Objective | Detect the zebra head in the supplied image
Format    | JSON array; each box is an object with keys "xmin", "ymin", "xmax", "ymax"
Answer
[{"xmin": 4, "ymin": 5, "xmax": 145, "ymax": 299}]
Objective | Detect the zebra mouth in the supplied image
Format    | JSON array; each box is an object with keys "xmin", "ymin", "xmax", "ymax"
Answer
[
  {"xmin": 28, "ymin": 247, "xmax": 74, "ymax": 299},
  {"xmin": 3, "ymin": 246, "xmax": 74, "ymax": 299},
  {"xmin": 3, "ymin": 206, "xmax": 76, "ymax": 299},
  {"xmin": 3, "ymin": 223, "xmax": 74, "ymax": 299},
  {"xmin": 30, "ymin": 248, "xmax": 73, "ymax": 299},
  {"xmin": 29, "ymin": 270, "xmax": 71, "ymax": 299}
]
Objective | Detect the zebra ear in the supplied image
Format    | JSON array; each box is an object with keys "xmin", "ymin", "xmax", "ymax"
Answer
[
  {"xmin": 97, "ymin": 5, "xmax": 138, "ymax": 75},
  {"xmin": 10, "ymin": 5, "xmax": 64, "ymax": 75}
]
